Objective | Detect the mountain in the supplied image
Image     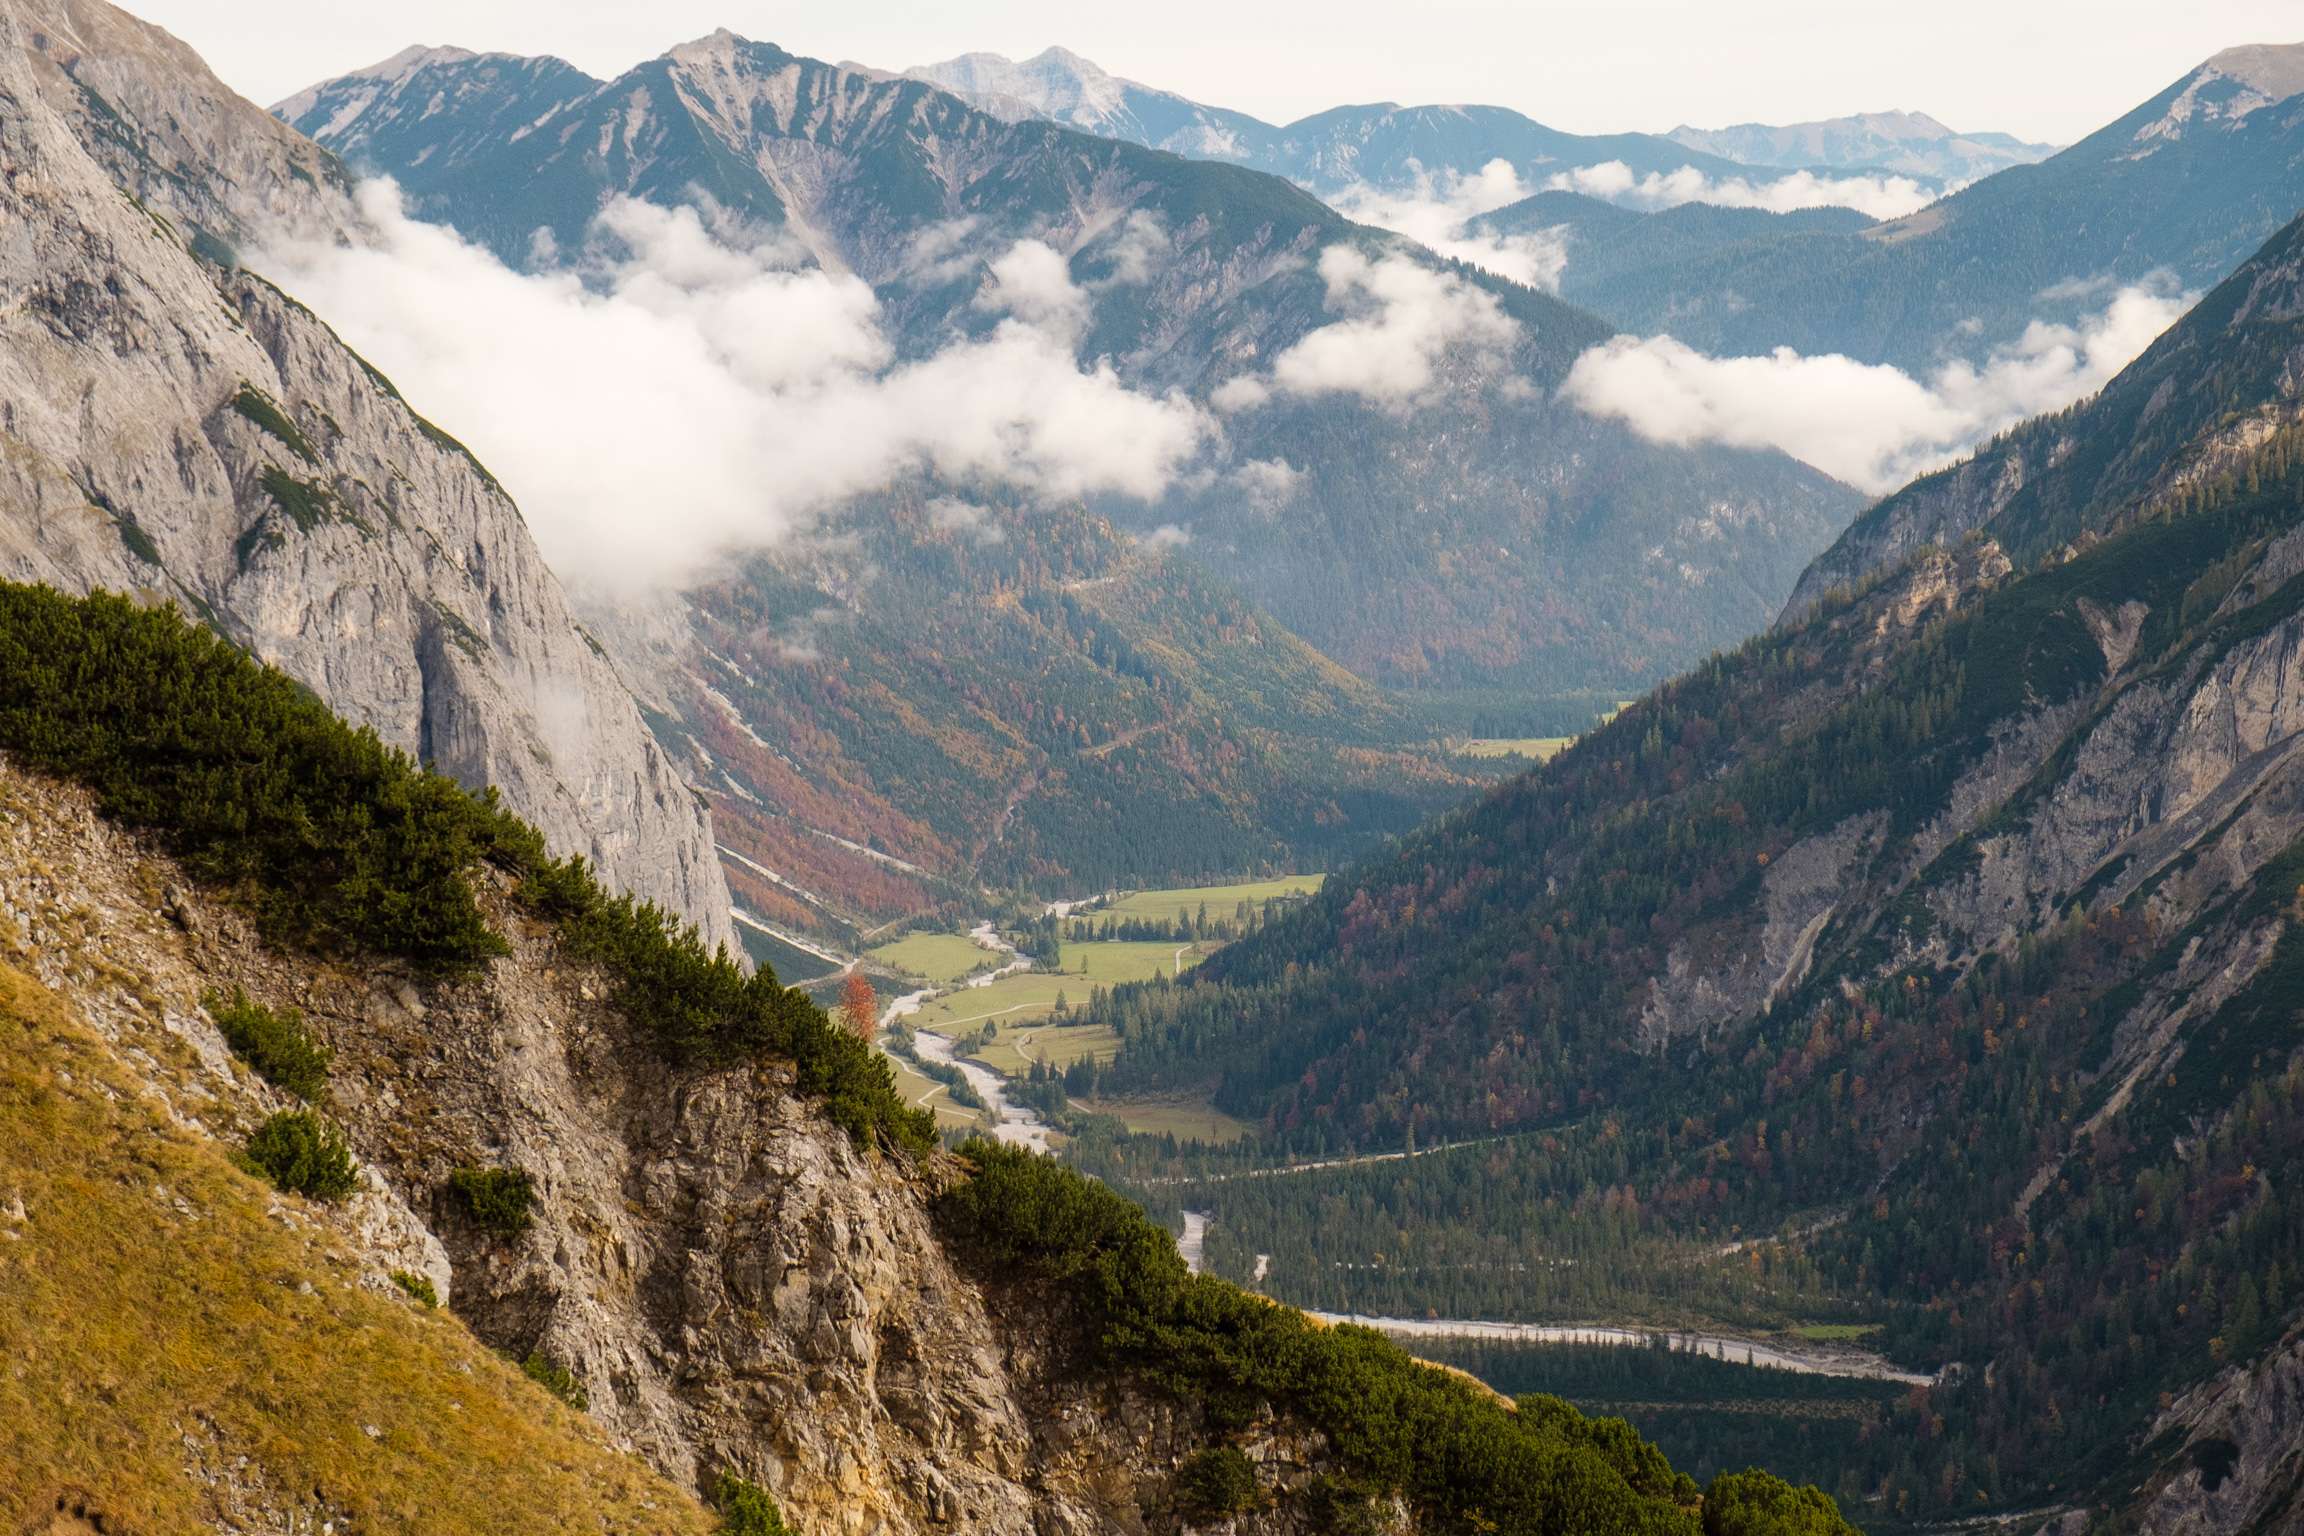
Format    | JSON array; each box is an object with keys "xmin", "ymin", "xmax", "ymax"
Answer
[
  {"xmin": 895, "ymin": 44, "xmax": 1271, "ymax": 161},
  {"xmin": 274, "ymin": 31, "xmax": 1859, "ymax": 922},
  {"xmin": 902, "ymin": 44, "xmax": 1763, "ymax": 195},
  {"xmin": 1667, "ymin": 109, "xmax": 2056, "ymax": 184},
  {"xmin": 1471, "ymin": 190, "xmax": 1878, "ymax": 312},
  {"xmin": 0, "ymin": 0, "xmax": 736, "ymax": 951},
  {"xmin": 1080, "ymin": 206, "xmax": 2304, "ymax": 1529},
  {"xmin": 1530, "ymin": 42, "xmax": 2304, "ymax": 373}
]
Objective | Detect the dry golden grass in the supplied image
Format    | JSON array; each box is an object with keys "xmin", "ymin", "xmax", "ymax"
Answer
[{"xmin": 0, "ymin": 963, "xmax": 714, "ymax": 1536}]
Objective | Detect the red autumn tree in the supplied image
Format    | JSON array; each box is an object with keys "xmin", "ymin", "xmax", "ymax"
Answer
[{"xmin": 839, "ymin": 971, "xmax": 879, "ymax": 1041}]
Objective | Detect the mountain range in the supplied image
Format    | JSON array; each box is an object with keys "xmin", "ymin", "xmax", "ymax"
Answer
[
  {"xmin": 1492, "ymin": 43, "xmax": 2304, "ymax": 372},
  {"xmin": 271, "ymin": 28, "xmax": 1861, "ymax": 929},
  {"xmin": 1666, "ymin": 109, "xmax": 2055, "ymax": 184},
  {"xmin": 901, "ymin": 46, "xmax": 2048, "ymax": 196}
]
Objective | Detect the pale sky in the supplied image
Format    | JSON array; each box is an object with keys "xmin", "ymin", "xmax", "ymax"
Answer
[{"xmin": 132, "ymin": 0, "xmax": 2299, "ymax": 147}]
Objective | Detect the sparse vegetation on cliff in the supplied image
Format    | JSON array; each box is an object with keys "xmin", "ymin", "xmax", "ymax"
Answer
[{"xmin": 0, "ymin": 583, "xmax": 931, "ymax": 1156}]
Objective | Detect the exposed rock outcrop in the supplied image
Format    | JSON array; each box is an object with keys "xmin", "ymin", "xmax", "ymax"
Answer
[
  {"xmin": 0, "ymin": 0, "xmax": 737, "ymax": 955},
  {"xmin": 0, "ymin": 752, "xmax": 1404, "ymax": 1534}
]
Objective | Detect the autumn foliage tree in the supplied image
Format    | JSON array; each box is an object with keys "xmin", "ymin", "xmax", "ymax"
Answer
[{"xmin": 840, "ymin": 972, "xmax": 879, "ymax": 1041}]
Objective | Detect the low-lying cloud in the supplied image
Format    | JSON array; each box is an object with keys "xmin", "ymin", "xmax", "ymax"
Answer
[
  {"xmin": 1546, "ymin": 160, "xmax": 1945, "ymax": 220},
  {"xmin": 257, "ymin": 184, "xmax": 1209, "ymax": 595},
  {"xmin": 1219, "ymin": 245, "xmax": 1520, "ymax": 413},
  {"xmin": 1561, "ymin": 280, "xmax": 2188, "ymax": 493},
  {"xmin": 1329, "ymin": 159, "xmax": 1568, "ymax": 292}
]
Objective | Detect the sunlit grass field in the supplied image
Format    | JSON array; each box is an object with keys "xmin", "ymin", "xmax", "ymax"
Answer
[
  {"xmin": 1450, "ymin": 737, "xmax": 1573, "ymax": 762},
  {"xmin": 905, "ymin": 940, "xmax": 1204, "ymax": 1032},
  {"xmin": 868, "ymin": 930, "xmax": 997, "ymax": 984}
]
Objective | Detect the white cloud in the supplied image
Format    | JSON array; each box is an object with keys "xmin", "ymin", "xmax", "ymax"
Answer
[
  {"xmin": 1561, "ymin": 279, "xmax": 2189, "ymax": 492},
  {"xmin": 899, "ymin": 216, "xmax": 986, "ymax": 286},
  {"xmin": 1090, "ymin": 209, "xmax": 1172, "ymax": 286},
  {"xmin": 1211, "ymin": 374, "xmax": 1272, "ymax": 414},
  {"xmin": 1545, "ymin": 159, "xmax": 1945, "ymax": 220},
  {"xmin": 1142, "ymin": 523, "xmax": 1192, "ymax": 549},
  {"xmin": 927, "ymin": 495, "xmax": 1006, "ymax": 544},
  {"xmin": 1233, "ymin": 457, "xmax": 1303, "ymax": 512},
  {"xmin": 1227, "ymin": 245, "xmax": 1518, "ymax": 412},
  {"xmin": 1329, "ymin": 158, "xmax": 1568, "ymax": 292},
  {"xmin": 974, "ymin": 237, "xmax": 1092, "ymax": 338},
  {"xmin": 256, "ymin": 183, "xmax": 1210, "ymax": 595}
]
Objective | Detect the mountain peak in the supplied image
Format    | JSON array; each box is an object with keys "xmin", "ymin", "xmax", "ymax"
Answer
[
  {"xmin": 2198, "ymin": 41, "xmax": 2304, "ymax": 102},
  {"xmin": 905, "ymin": 45, "xmax": 1131, "ymax": 123}
]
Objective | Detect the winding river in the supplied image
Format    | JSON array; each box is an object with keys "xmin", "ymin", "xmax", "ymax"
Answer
[{"xmin": 908, "ymin": 1028, "xmax": 1055, "ymax": 1153}]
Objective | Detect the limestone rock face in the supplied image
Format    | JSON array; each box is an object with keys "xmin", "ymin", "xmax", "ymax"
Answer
[
  {"xmin": 0, "ymin": 758, "xmax": 1405, "ymax": 1534},
  {"xmin": 0, "ymin": 0, "xmax": 736, "ymax": 955}
]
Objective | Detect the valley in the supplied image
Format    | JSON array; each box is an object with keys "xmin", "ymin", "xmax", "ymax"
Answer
[{"xmin": 10, "ymin": 0, "xmax": 2304, "ymax": 1529}]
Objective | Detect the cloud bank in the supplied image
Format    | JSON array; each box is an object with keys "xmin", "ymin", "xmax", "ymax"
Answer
[
  {"xmin": 257, "ymin": 183, "xmax": 1208, "ymax": 595},
  {"xmin": 1219, "ymin": 245, "xmax": 1520, "ymax": 413},
  {"xmin": 1561, "ymin": 280, "xmax": 2188, "ymax": 492},
  {"xmin": 1546, "ymin": 160, "xmax": 1945, "ymax": 220},
  {"xmin": 1329, "ymin": 159, "xmax": 1568, "ymax": 291}
]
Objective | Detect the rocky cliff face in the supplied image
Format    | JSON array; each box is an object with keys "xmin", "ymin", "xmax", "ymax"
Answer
[
  {"xmin": 0, "ymin": 0, "xmax": 737, "ymax": 956},
  {"xmin": 0, "ymin": 752, "xmax": 1403, "ymax": 1533}
]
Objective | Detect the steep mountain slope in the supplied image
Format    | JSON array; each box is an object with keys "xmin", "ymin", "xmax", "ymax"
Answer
[
  {"xmin": 900, "ymin": 46, "xmax": 1760, "ymax": 194},
  {"xmin": 1548, "ymin": 43, "xmax": 2304, "ymax": 372},
  {"xmin": 1787, "ymin": 205, "xmax": 2304, "ymax": 617},
  {"xmin": 0, "ymin": 579, "xmax": 1849, "ymax": 1535},
  {"xmin": 1666, "ymin": 110, "xmax": 2055, "ymax": 184},
  {"xmin": 1084, "ymin": 209, "xmax": 2304, "ymax": 1528},
  {"xmin": 624, "ymin": 496, "xmax": 1479, "ymax": 944},
  {"xmin": 0, "ymin": 962, "xmax": 718, "ymax": 1534},
  {"xmin": 14, "ymin": 0, "xmax": 351, "ymax": 248},
  {"xmin": 0, "ymin": 0, "xmax": 736, "ymax": 952},
  {"xmin": 1472, "ymin": 190, "xmax": 1877, "ymax": 316}
]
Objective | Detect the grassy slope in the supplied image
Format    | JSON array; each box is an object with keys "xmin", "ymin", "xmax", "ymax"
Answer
[{"xmin": 0, "ymin": 962, "xmax": 713, "ymax": 1535}]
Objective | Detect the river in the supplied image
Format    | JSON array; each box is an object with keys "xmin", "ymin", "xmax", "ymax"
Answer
[
  {"xmin": 909, "ymin": 1029, "xmax": 1055, "ymax": 1153},
  {"xmin": 1303, "ymin": 1312, "xmax": 1934, "ymax": 1384}
]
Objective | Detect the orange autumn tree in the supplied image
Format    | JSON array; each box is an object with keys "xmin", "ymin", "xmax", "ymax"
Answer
[{"xmin": 839, "ymin": 972, "xmax": 879, "ymax": 1041}]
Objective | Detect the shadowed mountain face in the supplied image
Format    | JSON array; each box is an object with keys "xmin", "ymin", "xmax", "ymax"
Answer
[
  {"xmin": 1083, "ymin": 204, "xmax": 2304, "ymax": 1531},
  {"xmin": 274, "ymin": 33, "xmax": 1857, "ymax": 703},
  {"xmin": 1479, "ymin": 44, "xmax": 2304, "ymax": 373}
]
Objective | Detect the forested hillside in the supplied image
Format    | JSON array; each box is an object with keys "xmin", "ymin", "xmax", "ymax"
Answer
[
  {"xmin": 1078, "ymin": 205, "xmax": 2304, "ymax": 1527},
  {"xmin": 637, "ymin": 494, "xmax": 1481, "ymax": 940}
]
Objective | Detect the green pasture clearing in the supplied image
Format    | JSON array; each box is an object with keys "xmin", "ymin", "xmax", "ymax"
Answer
[
  {"xmin": 883, "ymin": 1053, "xmax": 984, "ymax": 1132},
  {"xmin": 1078, "ymin": 1096, "xmax": 1254, "ymax": 1144},
  {"xmin": 868, "ymin": 930, "xmax": 997, "ymax": 984},
  {"xmin": 905, "ymin": 941, "xmax": 1202, "ymax": 1033},
  {"xmin": 1783, "ymin": 1323, "xmax": 1882, "ymax": 1343},
  {"xmin": 1451, "ymin": 737, "xmax": 1573, "ymax": 761},
  {"xmin": 1089, "ymin": 876, "xmax": 1325, "ymax": 920},
  {"xmin": 971, "ymin": 1020, "xmax": 1123, "ymax": 1076}
]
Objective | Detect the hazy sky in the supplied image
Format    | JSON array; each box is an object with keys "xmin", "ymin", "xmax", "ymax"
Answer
[{"xmin": 136, "ymin": 0, "xmax": 2297, "ymax": 145}]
